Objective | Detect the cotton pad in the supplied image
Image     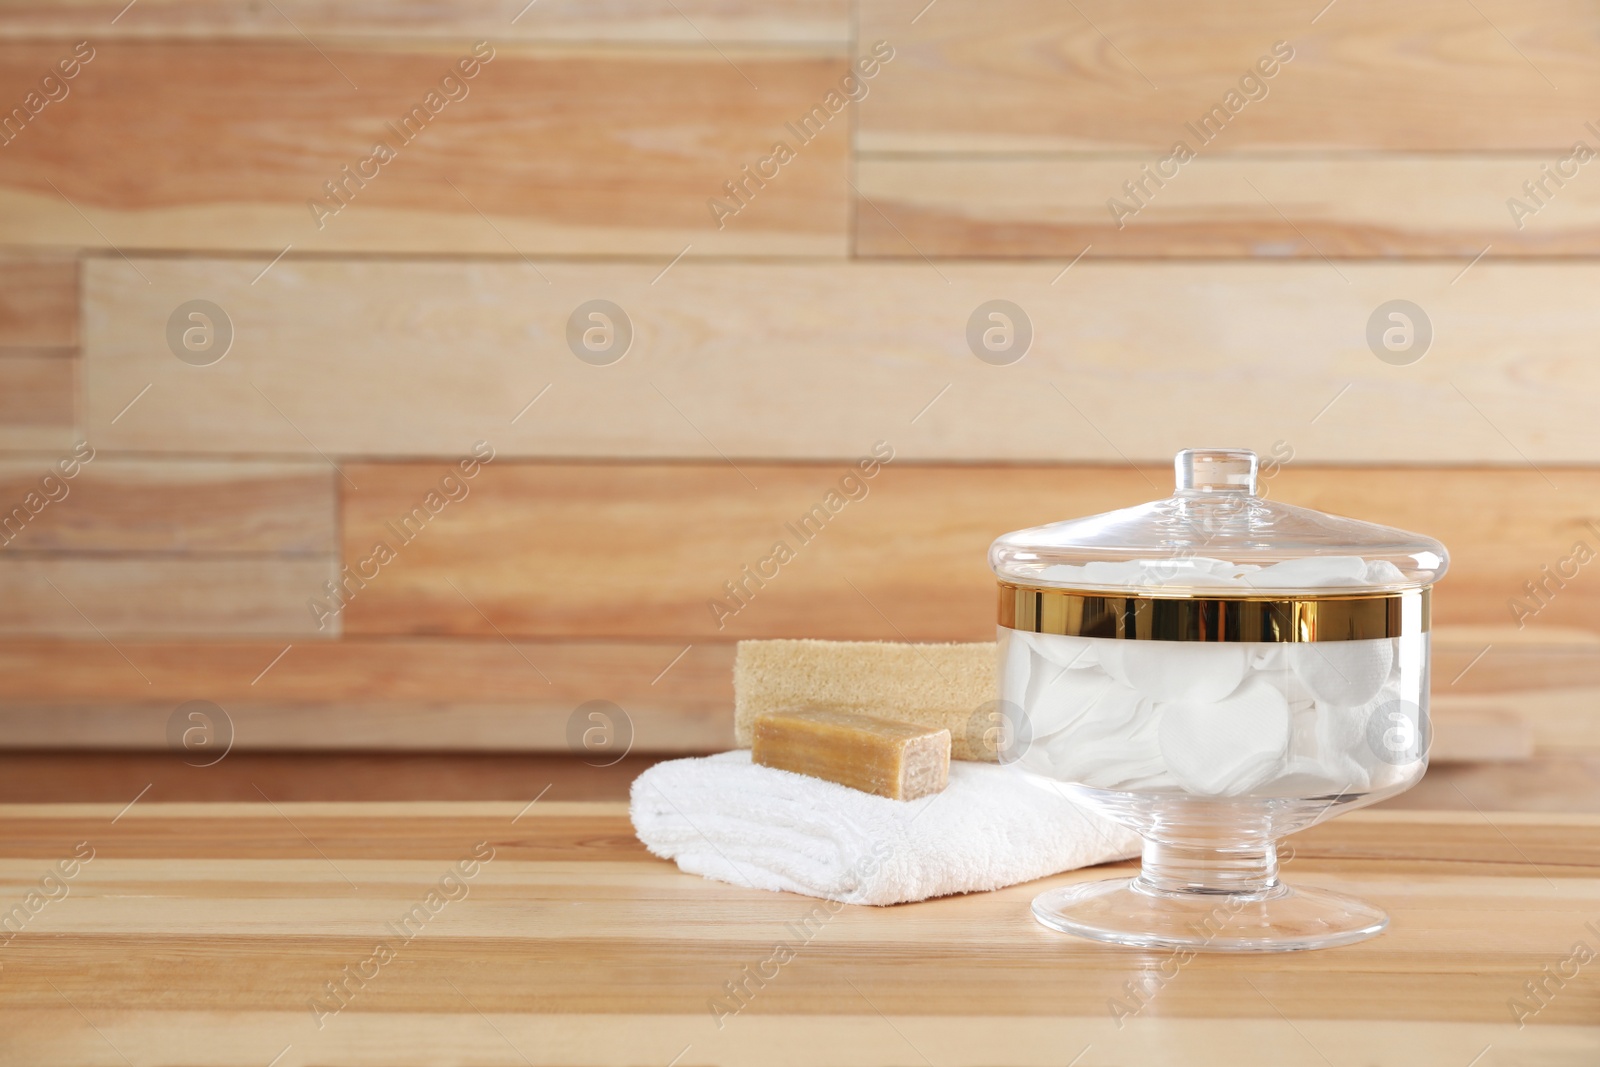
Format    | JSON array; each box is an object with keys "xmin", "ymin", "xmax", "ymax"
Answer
[
  {"xmin": 1026, "ymin": 666, "xmax": 1143, "ymax": 740},
  {"xmin": 1057, "ymin": 679, "xmax": 1146, "ymax": 744},
  {"xmin": 1111, "ymin": 767, "xmax": 1182, "ymax": 791},
  {"xmin": 1283, "ymin": 699, "xmax": 1319, "ymax": 762},
  {"xmin": 1055, "ymin": 699, "xmax": 1167, "ymax": 789},
  {"xmin": 1251, "ymin": 643, "xmax": 1289, "ymax": 671},
  {"xmin": 1257, "ymin": 659, "xmax": 1316, "ymax": 706},
  {"xmin": 1138, "ymin": 556, "xmax": 1243, "ymax": 585},
  {"xmin": 1001, "ymin": 633, "xmax": 1031, "ymax": 712},
  {"xmin": 1273, "ymin": 755, "xmax": 1369, "ymax": 796},
  {"xmin": 1023, "ymin": 630, "xmax": 1098, "ymax": 670},
  {"xmin": 1157, "ymin": 676, "xmax": 1291, "ymax": 796},
  {"xmin": 1080, "ymin": 561, "xmax": 1146, "ymax": 585},
  {"xmin": 1290, "ymin": 639, "xmax": 1394, "ymax": 707},
  {"xmin": 1024, "ymin": 652, "xmax": 1088, "ymax": 726},
  {"xmin": 1015, "ymin": 726, "xmax": 1059, "ymax": 781},
  {"xmin": 1300, "ymin": 697, "xmax": 1381, "ymax": 793},
  {"xmin": 1241, "ymin": 555, "xmax": 1371, "ymax": 589},
  {"xmin": 1360, "ymin": 684, "xmax": 1426, "ymax": 769},
  {"xmin": 1364, "ymin": 559, "xmax": 1408, "ymax": 585},
  {"xmin": 1102, "ymin": 640, "xmax": 1248, "ymax": 703}
]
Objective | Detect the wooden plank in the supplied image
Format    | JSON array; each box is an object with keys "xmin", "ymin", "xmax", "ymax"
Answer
[
  {"xmin": 0, "ymin": 804, "xmax": 1593, "ymax": 1067},
  {"xmin": 0, "ymin": 1012, "xmax": 1592, "ymax": 1067},
  {"xmin": 0, "ymin": 559, "xmax": 338, "ymax": 637},
  {"xmin": 1439, "ymin": 689, "xmax": 1600, "ymax": 757},
  {"xmin": 0, "ymin": 457, "xmax": 340, "ymax": 639},
  {"xmin": 1426, "ymin": 707, "xmax": 1532, "ymax": 762},
  {"xmin": 0, "ymin": 638, "xmax": 725, "ymax": 705},
  {"xmin": 338, "ymin": 463, "xmax": 1600, "ymax": 641},
  {"xmin": 1388, "ymin": 755, "xmax": 1600, "ymax": 813},
  {"xmin": 0, "ymin": 0, "xmax": 851, "ymax": 44},
  {"xmin": 1435, "ymin": 634, "xmax": 1600, "ymax": 692},
  {"xmin": 0, "ymin": 40, "xmax": 849, "ymax": 256},
  {"xmin": 0, "ymin": 751, "xmax": 677, "ymax": 803},
  {"xmin": 859, "ymin": 0, "xmax": 1600, "ymax": 152},
  {"xmin": 0, "ymin": 638, "xmax": 733, "ymax": 751},
  {"xmin": 0, "ymin": 459, "xmax": 334, "ymax": 553},
  {"xmin": 1434, "ymin": 641, "xmax": 1600, "ymax": 755},
  {"xmin": 0, "ymin": 350, "xmax": 74, "ymax": 446},
  {"xmin": 0, "ymin": 423, "xmax": 75, "ymax": 452},
  {"xmin": 0, "ymin": 699, "xmax": 725, "ymax": 751},
  {"xmin": 856, "ymin": 155, "xmax": 1600, "ymax": 258},
  {"xmin": 84, "ymin": 256, "xmax": 1600, "ymax": 463},
  {"xmin": 0, "ymin": 256, "xmax": 76, "ymax": 345}
]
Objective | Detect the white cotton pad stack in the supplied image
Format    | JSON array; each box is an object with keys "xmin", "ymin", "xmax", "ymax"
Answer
[
  {"xmin": 1240, "ymin": 555, "xmax": 1370, "ymax": 588},
  {"xmin": 1032, "ymin": 555, "xmax": 1409, "ymax": 593},
  {"xmin": 1008, "ymin": 629, "xmax": 1417, "ymax": 799}
]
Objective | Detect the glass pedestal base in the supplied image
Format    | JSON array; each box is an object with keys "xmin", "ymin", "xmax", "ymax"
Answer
[{"xmin": 1032, "ymin": 877, "xmax": 1388, "ymax": 952}]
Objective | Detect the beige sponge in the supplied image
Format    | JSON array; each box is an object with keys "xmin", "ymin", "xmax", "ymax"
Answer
[{"xmin": 734, "ymin": 639, "xmax": 999, "ymax": 761}]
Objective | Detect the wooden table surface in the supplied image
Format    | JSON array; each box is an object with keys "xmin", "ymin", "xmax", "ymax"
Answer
[{"xmin": 2, "ymin": 801, "xmax": 1597, "ymax": 1066}]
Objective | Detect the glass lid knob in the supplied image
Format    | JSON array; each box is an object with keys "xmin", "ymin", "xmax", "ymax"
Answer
[{"xmin": 1175, "ymin": 448, "xmax": 1258, "ymax": 495}]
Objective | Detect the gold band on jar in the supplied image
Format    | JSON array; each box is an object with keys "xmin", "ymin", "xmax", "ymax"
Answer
[{"xmin": 998, "ymin": 583, "xmax": 1429, "ymax": 643}]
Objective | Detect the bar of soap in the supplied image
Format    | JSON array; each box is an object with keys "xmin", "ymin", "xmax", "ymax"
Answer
[
  {"xmin": 752, "ymin": 709, "xmax": 951, "ymax": 801},
  {"xmin": 733, "ymin": 639, "xmax": 996, "ymax": 760}
]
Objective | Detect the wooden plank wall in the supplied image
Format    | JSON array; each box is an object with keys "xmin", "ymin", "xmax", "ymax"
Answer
[{"xmin": 0, "ymin": 0, "xmax": 1597, "ymax": 761}]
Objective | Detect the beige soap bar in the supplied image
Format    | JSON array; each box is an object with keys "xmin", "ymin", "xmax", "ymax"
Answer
[
  {"xmin": 752, "ymin": 708, "xmax": 951, "ymax": 800},
  {"xmin": 735, "ymin": 639, "xmax": 998, "ymax": 761}
]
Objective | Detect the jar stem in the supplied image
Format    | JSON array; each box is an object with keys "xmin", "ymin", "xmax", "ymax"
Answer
[{"xmin": 1135, "ymin": 833, "xmax": 1283, "ymax": 897}]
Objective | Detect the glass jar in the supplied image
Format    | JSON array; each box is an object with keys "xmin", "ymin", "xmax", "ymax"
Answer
[{"xmin": 989, "ymin": 448, "xmax": 1447, "ymax": 952}]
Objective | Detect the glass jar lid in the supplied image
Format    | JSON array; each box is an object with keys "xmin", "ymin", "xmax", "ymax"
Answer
[{"xmin": 989, "ymin": 448, "xmax": 1449, "ymax": 598}]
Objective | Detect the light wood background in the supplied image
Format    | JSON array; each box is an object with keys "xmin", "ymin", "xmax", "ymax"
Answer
[{"xmin": 1, "ymin": 0, "xmax": 1597, "ymax": 768}]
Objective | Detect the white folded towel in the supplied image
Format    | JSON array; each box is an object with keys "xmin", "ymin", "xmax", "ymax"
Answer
[{"xmin": 630, "ymin": 750, "xmax": 1140, "ymax": 906}]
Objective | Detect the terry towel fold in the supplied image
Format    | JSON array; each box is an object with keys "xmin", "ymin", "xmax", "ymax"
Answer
[{"xmin": 630, "ymin": 750, "xmax": 1140, "ymax": 906}]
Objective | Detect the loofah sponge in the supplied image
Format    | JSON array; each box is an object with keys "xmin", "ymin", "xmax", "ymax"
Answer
[{"xmin": 733, "ymin": 639, "xmax": 998, "ymax": 761}]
